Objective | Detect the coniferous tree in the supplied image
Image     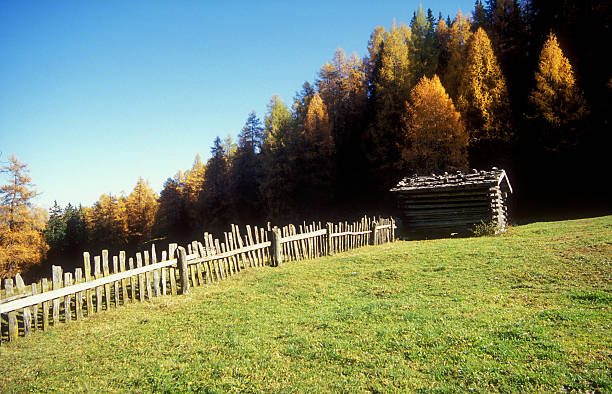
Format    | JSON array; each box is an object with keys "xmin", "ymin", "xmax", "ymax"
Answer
[
  {"xmin": 201, "ymin": 137, "xmax": 230, "ymax": 231},
  {"xmin": 125, "ymin": 178, "xmax": 158, "ymax": 248},
  {"xmin": 86, "ymin": 193, "xmax": 128, "ymax": 252},
  {"xmin": 528, "ymin": 32, "xmax": 588, "ymax": 152},
  {"xmin": 366, "ymin": 22, "xmax": 414, "ymax": 187},
  {"xmin": 153, "ymin": 173, "xmax": 186, "ymax": 240},
  {"xmin": 457, "ymin": 27, "xmax": 511, "ymax": 143},
  {"xmin": 402, "ymin": 75, "xmax": 468, "ymax": 174},
  {"xmin": 0, "ymin": 155, "xmax": 48, "ymax": 278},
  {"xmin": 44, "ymin": 201, "xmax": 66, "ymax": 259},
  {"xmin": 297, "ymin": 93, "xmax": 335, "ymax": 217},
  {"xmin": 260, "ymin": 95, "xmax": 299, "ymax": 221},
  {"xmin": 438, "ymin": 11, "xmax": 472, "ymax": 100},
  {"xmin": 410, "ymin": 5, "xmax": 438, "ymax": 80},
  {"xmin": 230, "ymin": 111, "xmax": 264, "ymax": 224},
  {"xmin": 182, "ymin": 155, "xmax": 206, "ymax": 231}
]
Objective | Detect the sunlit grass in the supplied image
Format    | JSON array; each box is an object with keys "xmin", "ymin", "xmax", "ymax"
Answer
[{"xmin": 1, "ymin": 216, "xmax": 610, "ymax": 392}]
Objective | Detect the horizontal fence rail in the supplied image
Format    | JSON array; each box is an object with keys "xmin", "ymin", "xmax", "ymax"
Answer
[{"xmin": 0, "ymin": 216, "xmax": 395, "ymax": 344}]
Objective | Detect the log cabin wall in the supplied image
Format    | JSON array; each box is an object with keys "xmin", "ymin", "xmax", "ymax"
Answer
[{"xmin": 390, "ymin": 168, "xmax": 512, "ymax": 236}]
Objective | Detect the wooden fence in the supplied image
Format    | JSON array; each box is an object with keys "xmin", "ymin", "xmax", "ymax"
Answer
[{"xmin": 0, "ymin": 216, "xmax": 395, "ymax": 344}]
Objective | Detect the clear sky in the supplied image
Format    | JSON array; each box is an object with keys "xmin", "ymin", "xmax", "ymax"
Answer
[{"xmin": 1, "ymin": 0, "xmax": 472, "ymax": 210}]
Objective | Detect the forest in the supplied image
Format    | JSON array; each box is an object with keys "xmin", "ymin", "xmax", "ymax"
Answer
[{"xmin": 1, "ymin": 0, "xmax": 610, "ymax": 280}]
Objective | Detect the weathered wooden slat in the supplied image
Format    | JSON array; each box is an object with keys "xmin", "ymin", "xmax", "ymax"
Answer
[
  {"xmin": 161, "ymin": 251, "xmax": 168, "ymax": 295},
  {"xmin": 83, "ymin": 253, "xmax": 93, "ymax": 316},
  {"xmin": 94, "ymin": 256, "xmax": 103, "ymax": 312},
  {"xmin": 144, "ymin": 251, "xmax": 153, "ymax": 299},
  {"xmin": 102, "ymin": 250, "xmax": 112, "ymax": 310},
  {"xmin": 178, "ymin": 247, "xmax": 189, "ymax": 295},
  {"xmin": 5, "ymin": 279, "xmax": 18, "ymax": 341},
  {"xmin": 15, "ymin": 274, "xmax": 32, "ymax": 336},
  {"xmin": 119, "ymin": 252, "xmax": 128, "ymax": 304},
  {"xmin": 136, "ymin": 253, "xmax": 145, "ymax": 302},
  {"xmin": 112, "ymin": 256, "xmax": 120, "ymax": 307},
  {"xmin": 42, "ymin": 278, "xmax": 49, "ymax": 330},
  {"xmin": 75, "ymin": 269, "xmax": 83, "ymax": 320},
  {"xmin": 31, "ymin": 283, "xmax": 39, "ymax": 331},
  {"xmin": 128, "ymin": 257, "xmax": 136, "ymax": 302},
  {"xmin": 52, "ymin": 265, "xmax": 62, "ymax": 324},
  {"xmin": 152, "ymin": 248, "xmax": 161, "ymax": 297},
  {"xmin": 63, "ymin": 273, "xmax": 73, "ymax": 324}
]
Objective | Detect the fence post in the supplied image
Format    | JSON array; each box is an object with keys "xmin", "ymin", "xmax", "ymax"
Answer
[
  {"xmin": 370, "ymin": 221, "xmax": 378, "ymax": 246},
  {"xmin": 326, "ymin": 222, "xmax": 334, "ymax": 256},
  {"xmin": 270, "ymin": 227, "xmax": 282, "ymax": 266},
  {"xmin": 177, "ymin": 247, "xmax": 190, "ymax": 295},
  {"xmin": 391, "ymin": 218, "xmax": 396, "ymax": 242}
]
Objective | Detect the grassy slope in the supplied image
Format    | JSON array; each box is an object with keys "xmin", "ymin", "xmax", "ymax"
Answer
[{"xmin": 0, "ymin": 216, "xmax": 610, "ymax": 392}]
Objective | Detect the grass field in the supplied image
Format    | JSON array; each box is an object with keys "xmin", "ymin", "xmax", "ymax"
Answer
[{"xmin": 0, "ymin": 216, "xmax": 610, "ymax": 392}]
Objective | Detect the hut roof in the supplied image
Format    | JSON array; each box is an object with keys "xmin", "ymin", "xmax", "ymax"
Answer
[{"xmin": 390, "ymin": 167, "xmax": 512, "ymax": 194}]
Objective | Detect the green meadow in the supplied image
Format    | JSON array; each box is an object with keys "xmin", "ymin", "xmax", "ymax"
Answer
[{"xmin": 1, "ymin": 216, "xmax": 610, "ymax": 392}]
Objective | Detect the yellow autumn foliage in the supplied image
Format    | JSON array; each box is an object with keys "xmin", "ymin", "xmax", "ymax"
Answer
[{"xmin": 403, "ymin": 75, "xmax": 468, "ymax": 174}]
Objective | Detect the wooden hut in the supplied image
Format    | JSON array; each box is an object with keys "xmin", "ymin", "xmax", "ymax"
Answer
[{"xmin": 390, "ymin": 168, "xmax": 512, "ymax": 236}]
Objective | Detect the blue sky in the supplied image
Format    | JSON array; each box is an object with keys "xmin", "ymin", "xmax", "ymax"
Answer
[{"xmin": 1, "ymin": 1, "xmax": 472, "ymax": 209}]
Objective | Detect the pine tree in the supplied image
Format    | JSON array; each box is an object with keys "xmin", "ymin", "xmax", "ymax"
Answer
[
  {"xmin": 402, "ymin": 75, "xmax": 468, "ymax": 174},
  {"xmin": 457, "ymin": 27, "xmax": 511, "ymax": 143},
  {"xmin": 44, "ymin": 200, "xmax": 66, "ymax": 258},
  {"xmin": 0, "ymin": 155, "xmax": 48, "ymax": 278},
  {"xmin": 201, "ymin": 137, "xmax": 230, "ymax": 231},
  {"xmin": 153, "ymin": 174, "xmax": 185, "ymax": 239},
  {"xmin": 230, "ymin": 111, "xmax": 264, "ymax": 224},
  {"xmin": 260, "ymin": 95, "xmax": 300, "ymax": 220},
  {"xmin": 410, "ymin": 5, "xmax": 438, "ymax": 80}
]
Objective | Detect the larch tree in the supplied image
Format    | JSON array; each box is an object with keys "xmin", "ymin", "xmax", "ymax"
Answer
[
  {"xmin": 86, "ymin": 193, "xmax": 128, "ymax": 252},
  {"xmin": 298, "ymin": 93, "xmax": 335, "ymax": 216},
  {"xmin": 438, "ymin": 10, "xmax": 472, "ymax": 100},
  {"xmin": 182, "ymin": 155, "xmax": 206, "ymax": 230},
  {"xmin": 457, "ymin": 27, "xmax": 511, "ymax": 143},
  {"xmin": 125, "ymin": 177, "xmax": 158, "ymax": 249},
  {"xmin": 402, "ymin": 75, "xmax": 468, "ymax": 174},
  {"xmin": 0, "ymin": 155, "xmax": 48, "ymax": 278},
  {"xmin": 366, "ymin": 21, "xmax": 414, "ymax": 186},
  {"xmin": 528, "ymin": 32, "xmax": 588, "ymax": 151}
]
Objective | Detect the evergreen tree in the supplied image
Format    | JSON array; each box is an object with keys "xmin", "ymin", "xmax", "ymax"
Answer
[
  {"xmin": 402, "ymin": 75, "xmax": 468, "ymax": 174},
  {"xmin": 153, "ymin": 173, "xmax": 186, "ymax": 239},
  {"xmin": 260, "ymin": 95, "xmax": 299, "ymax": 220},
  {"xmin": 44, "ymin": 201, "xmax": 66, "ymax": 259},
  {"xmin": 0, "ymin": 155, "xmax": 48, "ymax": 278},
  {"xmin": 230, "ymin": 111, "xmax": 264, "ymax": 224},
  {"xmin": 410, "ymin": 5, "xmax": 438, "ymax": 80},
  {"xmin": 201, "ymin": 137, "xmax": 230, "ymax": 231}
]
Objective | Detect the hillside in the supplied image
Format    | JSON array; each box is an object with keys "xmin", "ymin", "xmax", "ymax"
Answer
[{"xmin": 0, "ymin": 216, "xmax": 610, "ymax": 392}]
